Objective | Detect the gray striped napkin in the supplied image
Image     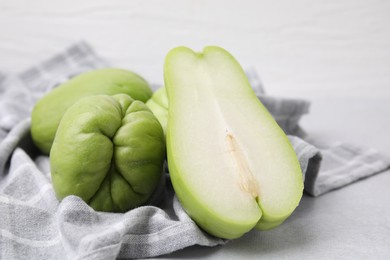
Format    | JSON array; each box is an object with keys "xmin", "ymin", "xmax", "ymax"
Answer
[{"xmin": 0, "ymin": 42, "xmax": 389, "ymax": 259}]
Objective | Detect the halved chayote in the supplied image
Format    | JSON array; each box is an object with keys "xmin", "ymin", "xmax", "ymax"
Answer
[
  {"xmin": 31, "ymin": 68, "xmax": 153, "ymax": 154},
  {"xmin": 50, "ymin": 94, "xmax": 165, "ymax": 212},
  {"xmin": 163, "ymin": 46, "xmax": 303, "ymax": 238}
]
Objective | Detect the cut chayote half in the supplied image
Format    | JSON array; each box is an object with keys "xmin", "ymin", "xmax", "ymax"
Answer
[
  {"xmin": 50, "ymin": 94, "xmax": 165, "ymax": 212},
  {"xmin": 163, "ymin": 46, "xmax": 303, "ymax": 238},
  {"xmin": 31, "ymin": 68, "xmax": 153, "ymax": 154}
]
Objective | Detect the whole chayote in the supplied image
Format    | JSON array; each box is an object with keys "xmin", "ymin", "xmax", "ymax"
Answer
[
  {"xmin": 31, "ymin": 68, "xmax": 153, "ymax": 154},
  {"xmin": 50, "ymin": 94, "xmax": 166, "ymax": 212},
  {"xmin": 145, "ymin": 87, "xmax": 168, "ymax": 135}
]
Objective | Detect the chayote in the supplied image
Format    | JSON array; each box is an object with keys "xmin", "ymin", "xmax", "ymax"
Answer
[
  {"xmin": 145, "ymin": 87, "xmax": 168, "ymax": 135},
  {"xmin": 31, "ymin": 68, "xmax": 153, "ymax": 154},
  {"xmin": 50, "ymin": 94, "xmax": 166, "ymax": 212}
]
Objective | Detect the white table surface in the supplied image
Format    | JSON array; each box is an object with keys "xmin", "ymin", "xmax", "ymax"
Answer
[{"xmin": 1, "ymin": 1, "xmax": 390, "ymax": 259}]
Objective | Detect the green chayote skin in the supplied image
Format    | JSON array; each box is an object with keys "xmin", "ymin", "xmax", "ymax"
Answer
[
  {"xmin": 50, "ymin": 94, "xmax": 166, "ymax": 212},
  {"xmin": 31, "ymin": 68, "xmax": 153, "ymax": 154},
  {"xmin": 145, "ymin": 87, "xmax": 168, "ymax": 135}
]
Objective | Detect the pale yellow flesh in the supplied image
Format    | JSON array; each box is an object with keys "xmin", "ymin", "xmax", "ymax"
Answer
[{"xmin": 165, "ymin": 46, "xmax": 303, "ymax": 238}]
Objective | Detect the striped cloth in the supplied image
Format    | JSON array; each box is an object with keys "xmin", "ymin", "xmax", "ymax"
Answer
[{"xmin": 0, "ymin": 42, "xmax": 389, "ymax": 259}]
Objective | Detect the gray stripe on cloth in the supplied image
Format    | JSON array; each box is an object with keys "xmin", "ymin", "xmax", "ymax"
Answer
[{"xmin": 308, "ymin": 143, "xmax": 390, "ymax": 196}]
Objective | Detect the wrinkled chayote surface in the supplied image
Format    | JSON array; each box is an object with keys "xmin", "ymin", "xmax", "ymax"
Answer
[
  {"xmin": 50, "ymin": 94, "xmax": 166, "ymax": 212},
  {"xmin": 32, "ymin": 68, "xmax": 153, "ymax": 154}
]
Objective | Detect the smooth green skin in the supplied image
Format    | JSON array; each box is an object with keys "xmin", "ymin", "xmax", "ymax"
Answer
[
  {"xmin": 164, "ymin": 46, "xmax": 303, "ymax": 239},
  {"xmin": 50, "ymin": 94, "xmax": 166, "ymax": 212},
  {"xmin": 31, "ymin": 68, "xmax": 153, "ymax": 154},
  {"xmin": 146, "ymin": 87, "xmax": 168, "ymax": 135}
]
